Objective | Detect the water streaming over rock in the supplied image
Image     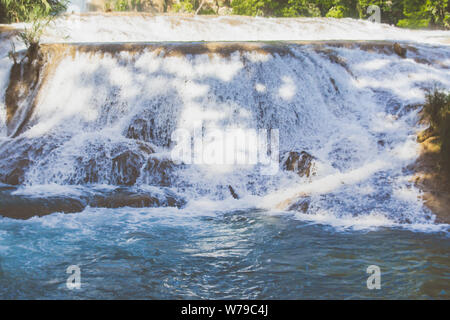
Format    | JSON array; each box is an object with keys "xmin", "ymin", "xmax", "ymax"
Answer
[
  {"xmin": 0, "ymin": 15, "xmax": 449, "ymax": 299},
  {"xmin": 0, "ymin": 36, "xmax": 449, "ymax": 227}
]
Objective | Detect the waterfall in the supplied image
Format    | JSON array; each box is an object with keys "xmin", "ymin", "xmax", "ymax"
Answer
[{"xmin": 0, "ymin": 16, "xmax": 449, "ymax": 228}]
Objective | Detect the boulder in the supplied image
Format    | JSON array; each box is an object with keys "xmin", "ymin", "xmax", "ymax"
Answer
[
  {"xmin": 393, "ymin": 43, "xmax": 407, "ymax": 58},
  {"xmin": 112, "ymin": 150, "xmax": 146, "ymax": 186},
  {"xmin": 74, "ymin": 141, "xmax": 153, "ymax": 185},
  {"xmin": 90, "ymin": 187, "xmax": 185, "ymax": 209},
  {"xmin": 0, "ymin": 192, "xmax": 86, "ymax": 219},
  {"xmin": 287, "ymin": 196, "xmax": 310, "ymax": 213},
  {"xmin": 0, "ymin": 159, "xmax": 31, "ymax": 185},
  {"xmin": 142, "ymin": 156, "xmax": 175, "ymax": 186},
  {"xmin": 126, "ymin": 118, "xmax": 155, "ymax": 142},
  {"xmin": 281, "ymin": 151, "xmax": 316, "ymax": 178}
]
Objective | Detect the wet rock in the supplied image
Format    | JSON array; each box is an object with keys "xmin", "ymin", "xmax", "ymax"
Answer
[
  {"xmin": 0, "ymin": 186, "xmax": 186, "ymax": 219},
  {"xmin": 126, "ymin": 118, "xmax": 155, "ymax": 142},
  {"xmin": 0, "ymin": 159, "xmax": 31, "ymax": 185},
  {"xmin": 330, "ymin": 77, "xmax": 339, "ymax": 92},
  {"xmin": 287, "ymin": 197, "xmax": 310, "ymax": 213},
  {"xmin": 5, "ymin": 43, "xmax": 47, "ymax": 137},
  {"xmin": 142, "ymin": 157, "xmax": 175, "ymax": 186},
  {"xmin": 90, "ymin": 187, "xmax": 185, "ymax": 209},
  {"xmin": 112, "ymin": 150, "xmax": 146, "ymax": 186},
  {"xmin": 316, "ymin": 48, "xmax": 353, "ymax": 75},
  {"xmin": 74, "ymin": 141, "xmax": 153, "ymax": 185},
  {"xmin": 393, "ymin": 43, "xmax": 407, "ymax": 58},
  {"xmin": 125, "ymin": 111, "xmax": 173, "ymax": 147},
  {"xmin": 281, "ymin": 151, "xmax": 316, "ymax": 178},
  {"xmin": 0, "ymin": 192, "xmax": 86, "ymax": 219},
  {"xmin": 91, "ymin": 192, "xmax": 160, "ymax": 208},
  {"xmin": 228, "ymin": 185, "xmax": 239, "ymax": 199}
]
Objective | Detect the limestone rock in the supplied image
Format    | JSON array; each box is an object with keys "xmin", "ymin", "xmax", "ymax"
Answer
[{"xmin": 281, "ymin": 151, "xmax": 316, "ymax": 178}]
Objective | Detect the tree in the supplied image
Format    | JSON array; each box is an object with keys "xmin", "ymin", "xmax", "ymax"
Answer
[{"xmin": 0, "ymin": 0, "xmax": 67, "ymax": 23}]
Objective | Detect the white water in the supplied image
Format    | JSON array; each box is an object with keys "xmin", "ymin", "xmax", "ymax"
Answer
[
  {"xmin": 42, "ymin": 15, "xmax": 450, "ymax": 44},
  {"xmin": 1, "ymin": 14, "xmax": 450, "ymax": 46},
  {"xmin": 1, "ymin": 16, "xmax": 450, "ymax": 230}
]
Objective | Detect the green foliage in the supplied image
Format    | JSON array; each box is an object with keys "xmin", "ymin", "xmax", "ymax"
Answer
[
  {"xmin": 424, "ymin": 88, "xmax": 450, "ymax": 169},
  {"xmin": 0, "ymin": 0, "xmax": 67, "ymax": 23},
  {"xmin": 173, "ymin": 0, "xmax": 221, "ymax": 14},
  {"xmin": 397, "ymin": 17, "xmax": 430, "ymax": 28},
  {"xmin": 105, "ymin": 0, "xmax": 149, "ymax": 11},
  {"xmin": 18, "ymin": 9, "xmax": 52, "ymax": 49},
  {"xmin": 114, "ymin": 0, "xmax": 129, "ymax": 11},
  {"xmin": 229, "ymin": 0, "xmax": 449, "ymax": 29},
  {"xmin": 0, "ymin": 1, "xmax": 7, "ymax": 23},
  {"xmin": 326, "ymin": 5, "xmax": 345, "ymax": 17},
  {"xmin": 424, "ymin": 88, "xmax": 450, "ymax": 133},
  {"xmin": 280, "ymin": 0, "xmax": 321, "ymax": 17},
  {"xmin": 232, "ymin": 0, "xmax": 324, "ymax": 16},
  {"xmin": 174, "ymin": 0, "xmax": 195, "ymax": 12}
]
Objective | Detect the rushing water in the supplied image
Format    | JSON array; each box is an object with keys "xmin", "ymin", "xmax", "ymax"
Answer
[
  {"xmin": 0, "ymin": 206, "xmax": 449, "ymax": 299},
  {"xmin": 0, "ymin": 16, "xmax": 450, "ymax": 299}
]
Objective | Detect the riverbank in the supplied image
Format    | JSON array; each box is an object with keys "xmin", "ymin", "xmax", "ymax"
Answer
[{"xmin": 411, "ymin": 124, "xmax": 450, "ymax": 224}]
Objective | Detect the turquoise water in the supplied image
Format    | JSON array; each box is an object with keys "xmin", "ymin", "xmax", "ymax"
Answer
[{"xmin": 0, "ymin": 207, "xmax": 448, "ymax": 299}]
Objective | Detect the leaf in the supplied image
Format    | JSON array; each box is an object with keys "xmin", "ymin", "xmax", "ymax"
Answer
[{"xmin": 41, "ymin": 0, "xmax": 51, "ymax": 13}]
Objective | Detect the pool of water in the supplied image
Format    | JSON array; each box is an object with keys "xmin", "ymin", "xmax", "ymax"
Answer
[{"xmin": 0, "ymin": 207, "xmax": 448, "ymax": 299}]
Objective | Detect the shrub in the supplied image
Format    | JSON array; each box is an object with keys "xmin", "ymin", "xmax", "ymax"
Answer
[
  {"xmin": 423, "ymin": 88, "xmax": 450, "ymax": 170},
  {"xmin": 173, "ymin": 0, "xmax": 195, "ymax": 13},
  {"xmin": 0, "ymin": 0, "xmax": 67, "ymax": 23}
]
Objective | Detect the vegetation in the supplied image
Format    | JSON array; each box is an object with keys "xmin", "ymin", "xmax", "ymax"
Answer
[
  {"xmin": 18, "ymin": 10, "xmax": 53, "ymax": 52},
  {"xmin": 1, "ymin": 1, "xmax": 65, "ymax": 63},
  {"xmin": 0, "ymin": 0, "xmax": 448, "ymax": 29},
  {"xmin": 104, "ymin": 0, "xmax": 154, "ymax": 11},
  {"xmin": 0, "ymin": 0, "xmax": 67, "ymax": 23},
  {"xmin": 423, "ymin": 88, "xmax": 450, "ymax": 172},
  {"xmin": 230, "ymin": 0, "xmax": 449, "ymax": 29}
]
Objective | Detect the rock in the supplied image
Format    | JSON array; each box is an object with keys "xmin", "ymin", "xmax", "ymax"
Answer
[
  {"xmin": 126, "ymin": 112, "xmax": 172, "ymax": 147},
  {"xmin": 393, "ymin": 43, "xmax": 407, "ymax": 58},
  {"xmin": 330, "ymin": 77, "xmax": 339, "ymax": 92},
  {"xmin": 90, "ymin": 187, "xmax": 185, "ymax": 209},
  {"xmin": 228, "ymin": 185, "xmax": 239, "ymax": 199},
  {"xmin": 287, "ymin": 196, "xmax": 310, "ymax": 213},
  {"xmin": 1, "ymin": 159, "xmax": 31, "ymax": 185},
  {"xmin": 74, "ymin": 141, "xmax": 153, "ymax": 185},
  {"xmin": 281, "ymin": 151, "xmax": 316, "ymax": 178},
  {"xmin": 0, "ymin": 192, "xmax": 86, "ymax": 219},
  {"xmin": 112, "ymin": 150, "xmax": 146, "ymax": 186},
  {"xmin": 0, "ymin": 186, "xmax": 186, "ymax": 219},
  {"xmin": 126, "ymin": 118, "xmax": 155, "ymax": 142},
  {"xmin": 142, "ymin": 157, "xmax": 175, "ymax": 186},
  {"xmin": 91, "ymin": 192, "xmax": 160, "ymax": 208}
]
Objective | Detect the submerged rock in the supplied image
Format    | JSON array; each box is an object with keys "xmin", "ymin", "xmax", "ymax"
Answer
[{"xmin": 281, "ymin": 151, "xmax": 316, "ymax": 178}]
